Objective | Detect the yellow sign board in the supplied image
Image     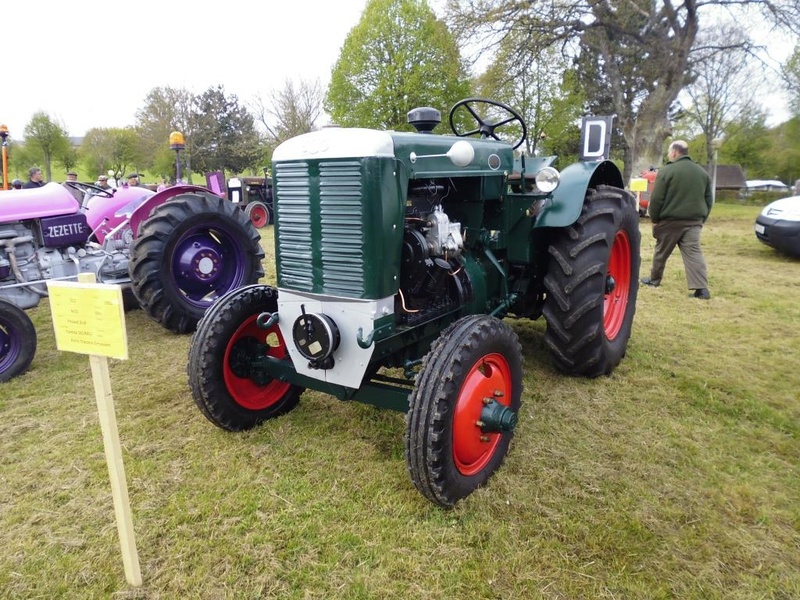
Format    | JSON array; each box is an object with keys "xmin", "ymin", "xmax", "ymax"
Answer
[
  {"xmin": 47, "ymin": 281, "xmax": 129, "ymax": 359},
  {"xmin": 630, "ymin": 177, "xmax": 649, "ymax": 192}
]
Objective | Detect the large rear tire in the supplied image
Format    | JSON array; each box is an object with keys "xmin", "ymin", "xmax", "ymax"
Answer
[
  {"xmin": 405, "ymin": 315, "xmax": 522, "ymax": 508},
  {"xmin": 129, "ymin": 193, "xmax": 265, "ymax": 334},
  {"xmin": 543, "ymin": 185, "xmax": 640, "ymax": 377},
  {"xmin": 188, "ymin": 285, "xmax": 303, "ymax": 431},
  {"xmin": 0, "ymin": 300, "xmax": 37, "ymax": 382}
]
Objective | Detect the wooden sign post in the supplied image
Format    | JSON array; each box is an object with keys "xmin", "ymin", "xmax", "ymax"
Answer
[{"xmin": 46, "ymin": 274, "xmax": 142, "ymax": 587}]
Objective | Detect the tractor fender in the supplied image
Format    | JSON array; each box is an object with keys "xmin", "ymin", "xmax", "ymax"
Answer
[
  {"xmin": 534, "ymin": 160, "xmax": 624, "ymax": 228},
  {"xmin": 129, "ymin": 184, "xmax": 216, "ymax": 237}
]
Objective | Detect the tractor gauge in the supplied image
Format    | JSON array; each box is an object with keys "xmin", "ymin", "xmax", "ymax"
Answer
[{"xmin": 292, "ymin": 309, "xmax": 340, "ymax": 369}]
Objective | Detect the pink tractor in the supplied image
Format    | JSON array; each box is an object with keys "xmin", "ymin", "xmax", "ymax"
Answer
[{"xmin": 0, "ymin": 179, "xmax": 264, "ymax": 381}]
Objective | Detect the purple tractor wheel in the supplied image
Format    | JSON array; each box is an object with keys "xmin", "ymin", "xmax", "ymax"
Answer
[
  {"xmin": 128, "ymin": 193, "xmax": 265, "ymax": 334},
  {"xmin": 0, "ymin": 299, "xmax": 37, "ymax": 382}
]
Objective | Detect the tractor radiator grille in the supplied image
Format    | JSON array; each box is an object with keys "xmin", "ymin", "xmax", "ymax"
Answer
[{"xmin": 275, "ymin": 160, "xmax": 365, "ymax": 296}]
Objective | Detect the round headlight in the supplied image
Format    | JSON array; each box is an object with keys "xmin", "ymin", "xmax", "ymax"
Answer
[{"xmin": 535, "ymin": 166, "xmax": 560, "ymax": 193}]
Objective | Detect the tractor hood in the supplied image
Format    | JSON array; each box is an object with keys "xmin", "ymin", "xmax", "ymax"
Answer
[{"xmin": 273, "ymin": 127, "xmax": 516, "ymax": 178}]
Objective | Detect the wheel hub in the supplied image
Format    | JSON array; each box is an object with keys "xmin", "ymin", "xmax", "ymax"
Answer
[
  {"xmin": 180, "ymin": 245, "xmax": 222, "ymax": 282},
  {"xmin": 479, "ymin": 398, "xmax": 517, "ymax": 433},
  {"xmin": 197, "ymin": 256, "xmax": 216, "ymax": 276}
]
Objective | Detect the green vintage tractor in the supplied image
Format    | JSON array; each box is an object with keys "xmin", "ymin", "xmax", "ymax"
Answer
[{"xmin": 188, "ymin": 98, "xmax": 640, "ymax": 507}]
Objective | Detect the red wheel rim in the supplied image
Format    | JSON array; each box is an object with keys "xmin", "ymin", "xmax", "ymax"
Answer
[
  {"xmin": 604, "ymin": 229, "xmax": 631, "ymax": 340},
  {"xmin": 223, "ymin": 315, "xmax": 291, "ymax": 409},
  {"xmin": 249, "ymin": 205, "xmax": 268, "ymax": 228},
  {"xmin": 452, "ymin": 352, "xmax": 512, "ymax": 476}
]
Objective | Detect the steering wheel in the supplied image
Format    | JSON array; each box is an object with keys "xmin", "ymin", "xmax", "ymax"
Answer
[
  {"xmin": 65, "ymin": 180, "xmax": 114, "ymax": 199},
  {"xmin": 449, "ymin": 97, "xmax": 527, "ymax": 150}
]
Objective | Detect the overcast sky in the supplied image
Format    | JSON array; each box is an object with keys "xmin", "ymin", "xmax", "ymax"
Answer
[
  {"xmin": 2, "ymin": 0, "xmax": 372, "ymax": 139},
  {"xmin": 1, "ymin": 1, "xmax": 792, "ymax": 142}
]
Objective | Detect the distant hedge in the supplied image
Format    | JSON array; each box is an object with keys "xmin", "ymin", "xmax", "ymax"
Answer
[{"xmin": 715, "ymin": 189, "xmax": 792, "ymax": 206}]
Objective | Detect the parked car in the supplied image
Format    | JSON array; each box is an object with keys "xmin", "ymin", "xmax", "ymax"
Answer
[
  {"xmin": 745, "ymin": 179, "xmax": 790, "ymax": 194},
  {"xmin": 754, "ymin": 195, "xmax": 800, "ymax": 258}
]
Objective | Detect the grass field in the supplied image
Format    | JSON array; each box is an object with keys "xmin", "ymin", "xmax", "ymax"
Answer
[{"xmin": 1, "ymin": 203, "xmax": 798, "ymax": 599}]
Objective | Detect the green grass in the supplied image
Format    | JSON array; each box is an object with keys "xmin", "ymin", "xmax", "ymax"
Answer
[{"xmin": 1, "ymin": 205, "xmax": 798, "ymax": 599}]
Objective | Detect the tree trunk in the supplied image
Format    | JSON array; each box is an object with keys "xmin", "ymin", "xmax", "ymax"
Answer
[{"xmin": 625, "ymin": 111, "xmax": 673, "ymax": 179}]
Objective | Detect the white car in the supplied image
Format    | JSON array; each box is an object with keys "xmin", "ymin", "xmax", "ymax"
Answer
[
  {"xmin": 754, "ymin": 196, "xmax": 800, "ymax": 258},
  {"xmin": 746, "ymin": 179, "xmax": 790, "ymax": 193}
]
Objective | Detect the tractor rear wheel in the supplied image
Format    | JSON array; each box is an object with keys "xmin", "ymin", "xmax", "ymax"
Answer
[
  {"xmin": 543, "ymin": 185, "xmax": 640, "ymax": 377},
  {"xmin": 188, "ymin": 284, "xmax": 303, "ymax": 431},
  {"xmin": 129, "ymin": 193, "xmax": 265, "ymax": 334},
  {"xmin": 245, "ymin": 201, "xmax": 271, "ymax": 228},
  {"xmin": 405, "ymin": 315, "xmax": 522, "ymax": 508},
  {"xmin": 0, "ymin": 300, "xmax": 37, "ymax": 382}
]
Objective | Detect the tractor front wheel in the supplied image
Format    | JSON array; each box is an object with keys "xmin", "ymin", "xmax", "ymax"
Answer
[
  {"xmin": 188, "ymin": 284, "xmax": 303, "ymax": 431},
  {"xmin": 405, "ymin": 315, "xmax": 522, "ymax": 508},
  {"xmin": 543, "ymin": 185, "xmax": 640, "ymax": 377},
  {"xmin": 129, "ymin": 193, "xmax": 265, "ymax": 334},
  {"xmin": 0, "ymin": 300, "xmax": 37, "ymax": 382}
]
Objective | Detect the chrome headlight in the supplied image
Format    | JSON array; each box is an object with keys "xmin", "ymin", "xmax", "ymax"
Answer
[{"xmin": 535, "ymin": 166, "xmax": 560, "ymax": 193}]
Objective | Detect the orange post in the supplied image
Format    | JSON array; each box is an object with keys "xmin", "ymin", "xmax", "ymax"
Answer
[{"xmin": 0, "ymin": 125, "xmax": 9, "ymax": 190}]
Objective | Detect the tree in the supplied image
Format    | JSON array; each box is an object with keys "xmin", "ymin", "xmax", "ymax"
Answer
[
  {"xmin": 326, "ymin": 0, "xmax": 471, "ymax": 130},
  {"xmin": 252, "ymin": 78, "xmax": 324, "ymax": 169},
  {"xmin": 681, "ymin": 24, "xmax": 765, "ymax": 165},
  {"xmin": 135, "ymin": 86, "xmax": 195, "ymax": 179},
  {"xmin": 445, "ymin": 0, "xmax": 800, "ymax": 178},
  {"xmin": 760, "ymin": 117, "xmax": 800, "ymax": 184},
  {"xmin": 253, "ymin": 78, "xmax": 324, "ymax": 142},
  {"xmin": 61, "ymin": 145, "xmax": 80, "ymax": 177},
  {"xmin": 475, "ymin": 35, "xmax": 585, "ymax": 159},
  {"xmin": 80, "ymin": 127, "xmax": 143, "ymax": 182},
  {"xmin": 715, "ymin": 110, "xmax": 771, "ymax": 177},
  {"xmin": 187, "ymin": 85, "xmax": 262, "ymax": 180},
  {"xmin": 784, "ymin": 45, "xmax": 800, "ymax": 117},
  {"xmin": 22, "ymin": 112, "xmax": 71, "ymax": 182}
]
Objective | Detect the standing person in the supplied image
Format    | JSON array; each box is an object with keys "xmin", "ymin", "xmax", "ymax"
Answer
[
  {"xmin": 65, "ymin": 171, "xmax": 78, "ymax": 183},
  {"xmin": 641, "ymin": 140, "xmax": 713, "ymax": 299},
  {"xmin": 22, "ymin": 167, "xmax": 45, "ymax": 188},
  {"xmin": 126, "ymin": 173, "xmax": 142, "ymax": 187}
]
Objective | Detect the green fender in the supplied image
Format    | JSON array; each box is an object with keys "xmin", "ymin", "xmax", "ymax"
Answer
[{"xmin": 534, "ymin": 160, "xmax": 624, "ymax": 228}]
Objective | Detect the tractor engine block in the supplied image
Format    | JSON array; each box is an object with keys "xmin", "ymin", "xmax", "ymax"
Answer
[{"xmin": 398, "ymin": 198, "xmax": 469, "ymax": 325}]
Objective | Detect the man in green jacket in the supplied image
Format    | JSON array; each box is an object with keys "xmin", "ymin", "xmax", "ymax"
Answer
[{"xmin": 641, "ymin": 140, "xmax": 713, "ymax": 299}]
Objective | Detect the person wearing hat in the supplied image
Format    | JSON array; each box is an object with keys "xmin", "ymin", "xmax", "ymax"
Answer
[
  {"xmin": 22, "ymin": 167, "xmax": 45, "ymax": 188},
  {"xmin": 126, "ymin": 173, "xmax": 143, "ymax": 187},
  {"xmin": 97, "ymin": 174, "xmax": 112, "ymax": 190},
  {"xmin": 62, "ymin": 170, "xmax": 83, "ymax": 202},
  {"xmin": 11, "ymin": 178, "xmax": 22, "ymax": 189}
]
